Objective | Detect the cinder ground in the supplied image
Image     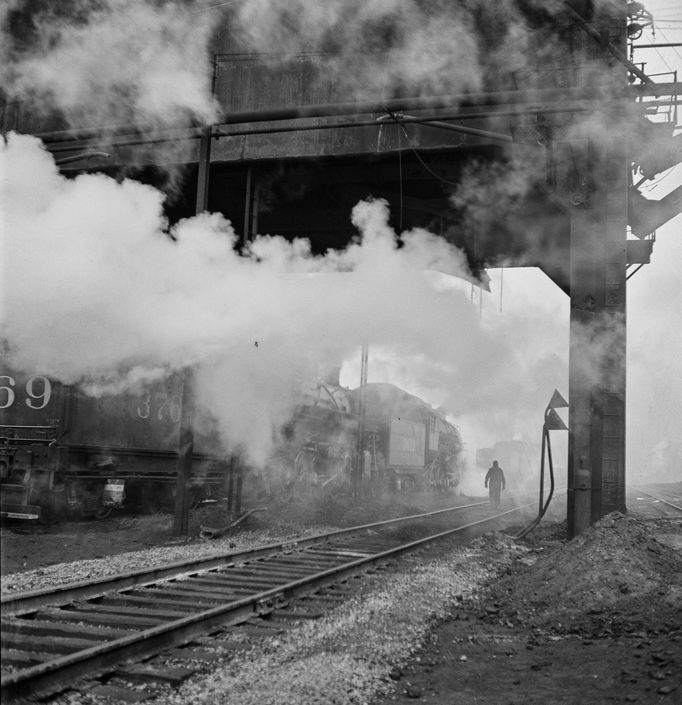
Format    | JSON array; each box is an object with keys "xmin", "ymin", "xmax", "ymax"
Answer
[
  {"xmin": 374, "ymin": 483, "xmax": 682, "ymax": 705},
  {"xmin": 374, "ymin": 510, "xmax": 682, "ymax": 705},
  {"xmin": 0, "ymin": 489, "xmax": 480, "ymax": 576}
]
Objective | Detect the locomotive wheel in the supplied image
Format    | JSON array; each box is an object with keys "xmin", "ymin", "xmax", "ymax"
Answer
[{"xmin": 93, "ymin": 505, "xmax": 113, "ymax": 520}]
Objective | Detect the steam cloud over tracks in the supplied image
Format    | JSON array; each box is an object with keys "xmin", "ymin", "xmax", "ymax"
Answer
[{"xmin": 2, "ymin": 132, "xmax": 522, "ymax": 463}]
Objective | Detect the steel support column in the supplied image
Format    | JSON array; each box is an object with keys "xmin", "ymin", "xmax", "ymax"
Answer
[
  {"xmin": 173, "ymin": 127, "xmax": 212, "ymax": 535},
  {"xmin": 567, "ymin": 136, "xmax": 628, "ymax": 537},
  {"xmin": 353, "ymin": 343, "xmax": 369, "ymax": 501}
]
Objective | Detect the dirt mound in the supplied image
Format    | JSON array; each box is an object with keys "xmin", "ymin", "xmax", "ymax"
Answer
[{"xmin": 488, "ymin": 512, "xmax": 682, "ymax": 637}]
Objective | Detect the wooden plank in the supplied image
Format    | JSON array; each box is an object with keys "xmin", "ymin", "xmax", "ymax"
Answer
[
  {"xmin": 1, "ymin": 647, "xmax": 59, "ymax": 668},
  {"xmin": 269, "ymin": 609, "xmax": 323, "ymax": 620},
  {"xmin": 302, "ymin": 593, "xmax": 347, "ymax": 603},
  {"xmin": 159, "ymin": 583, "xmax": 253, "ymax": 599},
  {"xmin": 233, "ymin": 623, "xmax": 286, "ymax": 637},
  {"xmin": 259, "ymin": 557, "xmax": 338, "ymax": 569},
  {"xmin": 213, "ymin": 566, "xmax": 311, "ymax": 579},
  {"xmin": 114, "ymin": 664, "xmax": 194, "ymax": 686},
  {"xmin": 182, "ymin": 575, "xmax": 269, "ymax": 588},
  {"xmin": 166, "ymin": 647, "xmax": 229, "ymax": 662},
  {"xmin": 232, "ymin": 564, "xmax": 313, "ymax": 577},
  {"xmin": 99, "ymin": 595, "xmax": 206, "ymax": 611},
  {"xmin": 186, "ymin": 575, "xmax": 279, "ymax": 589},
  {"xmin": 1, "ymin": 630, "xmax": 99, "ymax": 654},
  {"xmin": 2, "ymin": 618, "xmax": 129, "ymax": 640},
  {"xmin": 128, "ymin": 587, "xmax": 231, "ymax": 602},
  {"xmin": 72, "ymin": 602, "xmax": 186, "ymax": 620},
  {"xmin": 158, "ymin": 580, "xmax": 250, "ymax": 595},
  {"xmin": 87, "ymin": 684, "xmax": 150, "ymax": 702},
  {"xmin": 195, "ymin": 636, "xmax": 251, "ymax": 651},
  {"xmin": 36, "ymin": 607, "xmax": 163, "ymax": 629}
]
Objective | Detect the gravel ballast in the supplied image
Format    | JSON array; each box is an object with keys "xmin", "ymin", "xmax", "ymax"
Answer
[
  {"xmin": 5, "ymin": 528, "xmax": 521, "ymax": 705},
  {"xmin": 0, "ymin": 525, "xmax": 335, "ymax": 595},
  {"xmin": 162, "ymin": 538, "xmax": 519, "ymax": 705},
  {"xmin": 2, "ymin": 503, "xmax": 533, "ymax": 705}
]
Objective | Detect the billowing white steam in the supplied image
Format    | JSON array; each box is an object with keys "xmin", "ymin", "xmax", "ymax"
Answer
[
  {"xmin": 1, "ymin": 0, "xmax": 217, "ymax": 128},
  {"xmin": 0, "ymin": 0, "xmax": 579, "ymax": 478},
  {"xmin": 0, "ymin": 133, "xmax": 571, "ymax": 468}
]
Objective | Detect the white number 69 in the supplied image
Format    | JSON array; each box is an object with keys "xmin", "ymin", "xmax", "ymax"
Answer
[
  {"xmin": 0, "ymin": 375, "xmax": 15, "ymax": 409},
  {"xmin": 25, "ymin": 375, "xmax": 52, "ymax": 410}
]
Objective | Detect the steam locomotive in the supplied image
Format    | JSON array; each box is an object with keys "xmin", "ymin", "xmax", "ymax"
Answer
[
  {"xmin": 355, "ymin": 383, "xmax": 463, "ymax": 492},
  {"xmin": 0, "ymin": 365, "xmax": 463, "ymax": 522},
  {"xmin": 250, "ymin": 381, "xmax": 463, "ymax": 498}
]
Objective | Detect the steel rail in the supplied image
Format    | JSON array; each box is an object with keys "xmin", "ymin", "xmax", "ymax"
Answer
[
  {"xmin": 1, "ymin": 502, "xmax": 532, "ymax": 702},
  {"xmin": 1, "ymin": 500, "xmax": 487, "ymax": 615},
  {"xmin": 635, "ymin": 488, "xmax": 682, "ymax": 514}
]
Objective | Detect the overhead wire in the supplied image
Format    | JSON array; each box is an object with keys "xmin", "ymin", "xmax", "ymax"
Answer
[
  {"xmin": 638, "ymin": 27, "xmax": 675, "ymax": 72},
  {"xmin": 194, "ymin": 0, "xmax": 244, "ymax": 12},
  {"xmin": 654, "ymin": 26, "xmax": 682, "ymax": 63},
  {"xmin": 643, "ymin": 164, "xmax": 678, "ymax": 190},
  {"xmin": 385, "ymin": 113, "xmax": 462, "ymax": 187}
]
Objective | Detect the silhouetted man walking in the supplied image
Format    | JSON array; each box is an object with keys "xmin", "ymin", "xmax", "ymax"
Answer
[{"xmin": 485, "ymin": 460, "xmax": 506, "ymax": 509}]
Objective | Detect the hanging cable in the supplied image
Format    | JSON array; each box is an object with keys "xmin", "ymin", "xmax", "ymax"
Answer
[
  {"xmin": 510, "ymin": 392, "xmax": 567, "ymax": 540},
  {"xmin": 383, "ymin": 110, "xmax": 463, "ymax": 187},
  {"xmin": 397, "ymin": 124, "xmax": 404, "ymax": 232}
]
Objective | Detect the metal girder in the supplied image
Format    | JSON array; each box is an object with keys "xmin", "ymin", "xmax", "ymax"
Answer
[{"xmin": 33, "ymin": 83, "xmax": 682, "ymax": 148}]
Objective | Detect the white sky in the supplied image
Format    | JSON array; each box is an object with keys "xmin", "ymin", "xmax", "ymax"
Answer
[{"xmin": 624, "ymin": 0, "xmax": 682, "ymax": 484}]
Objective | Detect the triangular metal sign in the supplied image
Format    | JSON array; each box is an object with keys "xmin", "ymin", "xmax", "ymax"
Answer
[
  {"xmin": 547, "ymin": 389, "xmax": 569, "ymax": 409},
  {"xmin": 545, "ymin": 408, "xmax": 568, "ymax": 431}
]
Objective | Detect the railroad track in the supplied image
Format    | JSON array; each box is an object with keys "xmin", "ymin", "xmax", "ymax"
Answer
[
  {"xmin": 633, "ymin": 486, "xmax": 682, "ymax": 517},
  {"xmin": 1, "ymin": 499, "xmax": 531, "ymax": 703}
]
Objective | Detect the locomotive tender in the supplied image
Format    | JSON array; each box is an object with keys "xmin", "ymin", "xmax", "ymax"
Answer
[
  {"xmin": 0, "ymin": 366, "xmax": 227, "ymax": 520},
  {"xmin": 354, "ymin": 383, "xmax": 463, "ymax": 492},
  {"xmin": 1, "ymin": 366, "xmax": 463, "ymax": 521}
]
